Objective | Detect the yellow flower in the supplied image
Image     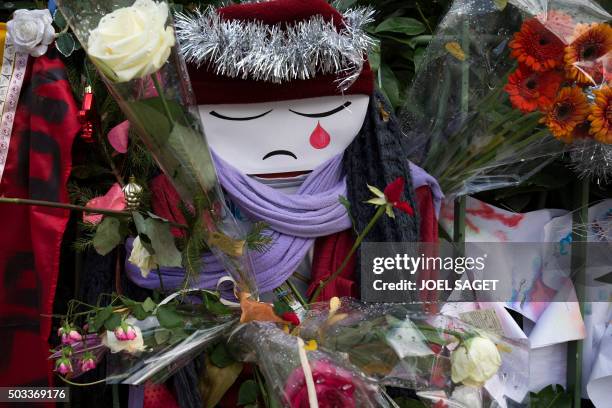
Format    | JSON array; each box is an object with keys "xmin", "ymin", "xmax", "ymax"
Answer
[
  {"xmin": 304, "ymin": 339, "xmax": 318, "ymax": 351},
  {"xmin": 589, "ymin": 85, "xmax": 612, "ymax": 144},
  {"xmin": 542, "ymin": 87, "xmax": 591, "ymax": 143},
  {"xmin": 564, "ymin": 23, "xmax": 612, "ymax": 85}
]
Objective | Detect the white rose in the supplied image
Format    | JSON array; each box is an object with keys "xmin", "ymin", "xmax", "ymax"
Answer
[
  {"xmin": 7, "ymin": 9, "xmax": 55, "ymax": 57},
  {"xmin": 451, "ymin": 385, "xmax": 482, "ymax": 408},
  {"xmin": 128, "ymin": 236, "xmax": 158, "ymax": 278},
  {"xmin": 451, "ymin": 336, "xmax": 501, "ymax": 387},
  {"xmin": 102, "ymin": 325, "xmax": 145, "ymax": 354},
  {"xmin": 87, "ymin": 0, "xmax": 175, "ymax": 82}
]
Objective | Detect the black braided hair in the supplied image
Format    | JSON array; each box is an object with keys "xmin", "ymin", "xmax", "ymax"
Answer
[{"xmin": 343, "ymin": 90, "xmax": 420, "ymax": 243}]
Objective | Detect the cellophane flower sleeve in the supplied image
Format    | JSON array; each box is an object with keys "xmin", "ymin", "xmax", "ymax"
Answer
[
  {"xmin": 401, "ymin": 0, "xmax": 611, "ymax": 197},
  {"xmin": 228, "ymin": 322, "xmax": 393, "ymax": 408},
  {"xmin": 297, "ymin": 299, "xmax": 530, "ymax": 407},
  {"xmin": 56, "ymin": 0, "xmax": 258, "ymax": 296}
]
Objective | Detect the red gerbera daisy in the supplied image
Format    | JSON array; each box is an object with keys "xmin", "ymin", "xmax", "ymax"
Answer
[
  {"xmin": 505, "ymin": 65, "xmax": 564, "ymax": 112},
  {"xmin": 509, "ymin": 18, "xmax": 566, "ymax": 72}
]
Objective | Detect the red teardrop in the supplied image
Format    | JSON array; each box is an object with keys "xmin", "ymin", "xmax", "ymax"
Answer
[{"xmin": 309, "ymin": 121, "xmax": 331, "ymax": 149}]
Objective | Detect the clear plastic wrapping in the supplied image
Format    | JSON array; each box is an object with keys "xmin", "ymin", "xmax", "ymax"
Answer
[
  {"xmin": 229, "ymin": 322, "xmax": 393, "ymax": 408},
  {"xmin": 297, "ymin": 299, "xmax": 530, "ymax": 407},
  {"xmin": 56, "ymin": 0, "xmax": 258, "ymax": 296},
  {"xmin": 401, "ymin": 0, "xmax": 611, "ymax": 197}
]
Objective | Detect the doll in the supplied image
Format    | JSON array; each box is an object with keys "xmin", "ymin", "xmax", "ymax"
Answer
[{"xmin": 126, "ymin": 0, "xmax": 442, "ymax": 301}]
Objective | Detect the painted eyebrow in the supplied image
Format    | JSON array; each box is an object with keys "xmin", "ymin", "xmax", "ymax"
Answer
[
  {"xmin": 289, "ymin": 101, "xmax": 352, "ymax": 118},
  {"xmin": 209, "ymin": 109, "xmax": 272, "ymax": 121}
]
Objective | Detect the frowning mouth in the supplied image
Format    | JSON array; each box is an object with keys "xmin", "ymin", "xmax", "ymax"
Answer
[{"xmin": 262, "ymin": 150, "xmax": 298, "ymax": 160}]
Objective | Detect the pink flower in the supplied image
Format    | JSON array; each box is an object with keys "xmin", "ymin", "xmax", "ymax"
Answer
[
  {"xmin": 55, "ymin": 358, "xmax": 72, "ymax": 375},
  {"xmin": 80, "ymin": 353, "xmax": 96, "ymax": 373},
  {"xmin": 59, "ymin": 325, "xmax": 82, "ymax": 345},
  {"xmin": 83, "ymin": 183, "xmax": 126, "ymax": 224},
  {"xmin": 114, "ymin": 326, "xmax": 127, "ymax": 341},
  {"xmin": 284, "ymin": 360, "xmax": 356, "ymax": 408},
  {"xmin": 114, "ymin": 324, "xmax": 138, "ymax": 341},
  {"xmin": 108, "ymin": 120, "xmax": 130, "ymax": 153}
]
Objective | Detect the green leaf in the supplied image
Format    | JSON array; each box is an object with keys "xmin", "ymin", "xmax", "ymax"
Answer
[
  {"xmin": 368, "ymin": 48, "xmax": 381, "ymax": 72},
  {"xmin": 166, "ymin": 123, "xmax": 218, "ymax": 194},
  {"xmin": 142, "ymin": 297, "xmax": 157, "ymax": 312},
  {"xmin": 529, "ymin": 385, "xmax": 571, "ymax": 408},
  {"xmin": 374, "ymin": 17, "xmax": 426, "ymax": 36},
  {"xmin": 380, "ymin": 63, "xmax": 401, "ymax": 109},
  {"xmin": 55, "ymin": 33, "xmax": 76, "ymax": 57},
  {"xmin": 156, "ymin": 305, "xmax": 183, "ymax": 329},
  {"xmin": 132, "ymin": 212, "xmax": 148, "ymax": 236},
  {"xmin": 210, "ymin": 342, "xmax": 235, "ymax": 368},
  {"xmin": 413, "ymin": 48, "xmax": 426, "ymax": 70},
  {"xmin": 93, "ymin": 217, "xmax": 123, "ymax": 256},
  {"xmin": 146, "ymin": 219, "xmax": 182, "ymax": 268},
  {"xmin": 202, "ymin": 359, "xmax": 243, "ymax": 408},
  {"xmin": 237, "ymin": 380, "xmax": 258, "ymax": 406},
  {"xmin": 92, "ymin": 306, "xmax": 113, "ymax": 332},
  {"xmin": 494, "ymin": 0, "xmax": 508, "ymax": 10},
  {"xmin": 104, "ymin": 313, "xmax": 122, "ymax": 331},
  {"xmin": 154, "ymin": 329, "xmax": 171, "ymax": 345},
  {"xmin": 53, "ymin": 9, "xmax": 67, "ymax": 30},
  {"xmin": 202, "ymin": 292, "xmax": 232, "ymax": 316},
  {"xmin": 131, "ymin": 304, "xmax": 149, "ymax": 320}
]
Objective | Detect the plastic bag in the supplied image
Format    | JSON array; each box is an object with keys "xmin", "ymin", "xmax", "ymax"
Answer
[
  {"xmin": 298, "ymin": 299, "xmax": 530, "ymax": 407},
  {"xmin": 229, "ymin": 322, "xmax": 393, "ymax": 408},
  {"xmin": 56, "ymin": 0, "xmax": 258, "ymax": 296},
  {"xmin": 401, "ymin": 0, "xmax": 611, "ymax": 197}
]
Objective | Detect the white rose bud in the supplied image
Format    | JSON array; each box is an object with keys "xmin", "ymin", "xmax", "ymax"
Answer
[
  {"xmin": 102, "ymin": 325, "xmax": 145, "ymax": 354},
  {"xmin": 451, "ymin": 336, "xmax": 502, "ymax": 387},
  {"xmin": 128, "ymin": 236, "xmax": 158, "ymax": 278},
  {"xmin": 87, "ymin": 0, "xmax": 175, "ymax": 82},
  {"xmin": 7, "ymin": 9, "xmax": 56, "ymax": 57}
]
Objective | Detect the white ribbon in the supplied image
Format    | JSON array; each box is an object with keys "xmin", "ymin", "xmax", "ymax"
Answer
[{"xmin": 297, "ymin": 337, "xmax": 319, "ymax": 408}]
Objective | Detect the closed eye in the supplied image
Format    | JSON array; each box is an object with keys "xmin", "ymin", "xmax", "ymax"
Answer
[
  {"xmin": 209, "ymin": 109, "xmax": 272, "ymax": 121},
  {"xmin": 289, "ymin": 101, "xmax": 352, "ymax": 118}
]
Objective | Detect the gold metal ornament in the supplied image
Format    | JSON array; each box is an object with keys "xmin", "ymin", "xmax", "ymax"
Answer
[{"xmin": 122, "ymin": 176, "xmax": 143, "ymax": 211}]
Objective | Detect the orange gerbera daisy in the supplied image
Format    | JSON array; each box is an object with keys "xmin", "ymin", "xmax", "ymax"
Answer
[
  {"xmin": 505, "ymin": 65, "xmax": 564, "ymax": 112},
  {"xmin": 564, "ymin": 23, "xmax": 612, "ymax": 85},
  {"xmin": 589, "ymin": 86, "xmax": 612, "ymax": 144},
  {"xmin": 510, "ymin": 18, "xmax": 566, "ymax": 72},
  {"xmin": 542, "ymin": 87, "xmax": 591, "ymax": 143}
]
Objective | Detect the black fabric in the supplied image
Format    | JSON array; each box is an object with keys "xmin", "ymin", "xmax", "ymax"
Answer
[{"xmin": 343, "ymin": 91, "xmax": 420, "ymax": 244}]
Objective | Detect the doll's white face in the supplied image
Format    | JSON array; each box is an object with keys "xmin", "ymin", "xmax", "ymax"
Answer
[{"xmin": 199, "ymin": 95, "xmax": 369, "ymax": 175}]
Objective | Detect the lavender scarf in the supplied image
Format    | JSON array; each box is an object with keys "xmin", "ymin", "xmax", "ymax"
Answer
[
  {"xmin": 126, "ymin": 152, "xmax": 351, "ymax": 293},
  {"xmin": 125, "ymin": 151, "xmax": 442, "ymax": 293}
]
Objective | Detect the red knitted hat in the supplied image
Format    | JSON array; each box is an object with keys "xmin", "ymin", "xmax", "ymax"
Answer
[{"xmin": 180, "ymin": 0, "xmax": 374, "ymax": 104}]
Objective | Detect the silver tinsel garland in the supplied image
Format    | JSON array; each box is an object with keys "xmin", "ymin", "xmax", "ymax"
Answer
[
  {"xmin": 569, "ymin": 139, "xmax": 612, "ymax": 183},
  {"xmin": 174, "ymin": 6, "xmax": 375, "ymax": 90}
]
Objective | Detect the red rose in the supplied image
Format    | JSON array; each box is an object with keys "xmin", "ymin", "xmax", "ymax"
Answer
[{"xmin": 284, "ymin": 360, "xmax": 356, "ymax": 408}]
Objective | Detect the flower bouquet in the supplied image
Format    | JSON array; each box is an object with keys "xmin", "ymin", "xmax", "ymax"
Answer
[
  {"xmin": 55, "ymin": 0, "xmax": 257, "ymax": 295},
  {"xmin": 401, "ymin": 0, "xmax": 611, "ymax": 196},
  {"xmin": 297, "ymin": 298, "xmax": 529, "ymax": 407},
  {"xmin": 49, "ymin": 289, "xmax": 237, "ymax": 384},
  {"xmin": 228, "ymin": 322, "xmax": 393, "ymax": 408}
]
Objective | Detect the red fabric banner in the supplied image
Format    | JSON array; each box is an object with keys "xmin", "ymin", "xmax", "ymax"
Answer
[{"xmin": 0, "ymin": 49, "xmax": 79, "ymax": 392}]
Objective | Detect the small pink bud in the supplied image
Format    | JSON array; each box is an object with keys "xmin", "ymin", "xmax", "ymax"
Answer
[
  {"xmin": 125, "ymin": 326, "xmax": 137, "ymax": 341},
  {"xmin": 69, "ymin": 330, "xmax": 82, "ymax": 342},
  {"xmin": 56, "ymin": 359, "xmax": 72, "ymax": 375},
  {"xmin": 61, "ymin": 333, "xmax": 72, "ymax": 345},
  {"xmin": 80, "ymin": 358, "xmax": 96, "ymax": 372},
  {"xmin": 114, "ymin": 327, "xmax": 126, "ymax": 341}
]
